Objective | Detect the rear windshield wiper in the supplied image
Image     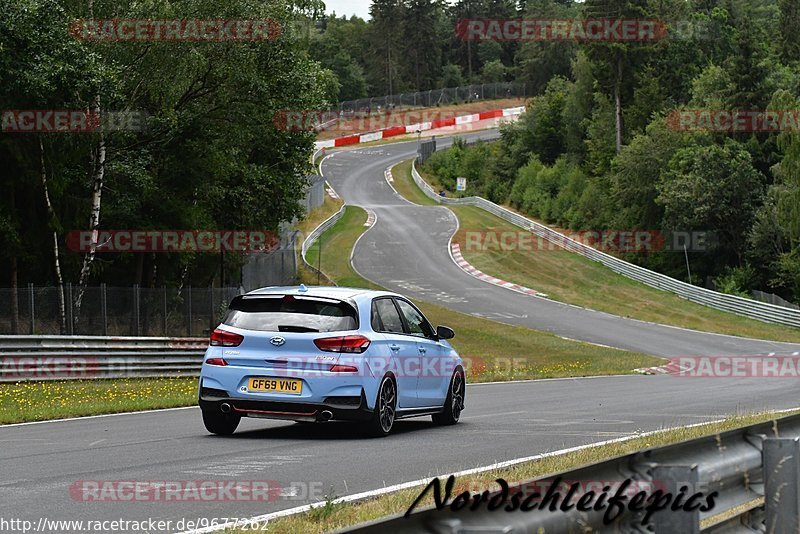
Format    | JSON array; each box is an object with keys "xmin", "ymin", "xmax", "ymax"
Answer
[{"xmin": 278, "ymin": 325, "xmax": 319, "ymax": 333}]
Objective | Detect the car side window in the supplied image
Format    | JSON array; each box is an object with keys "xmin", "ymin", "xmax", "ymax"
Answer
[
  {"xmin": 372, "ymin": 298, "xmax": 405, "ymax": 334},
  {"xmin": 395, "ymin": 299, "xmax": 434, "ymax": 338}
]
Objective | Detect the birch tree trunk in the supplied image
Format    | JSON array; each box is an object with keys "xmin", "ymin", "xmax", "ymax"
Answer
[
  {"xmin": 74, "ymin": 0, "xmax": 105, "ymax": 326},
  {"xmin": 74, "ymin": 94, "xmax": 106, "ymax": 326},
  {"xmin": 39, "ymin": 139, "xmax": 67, "ymax": 334}
]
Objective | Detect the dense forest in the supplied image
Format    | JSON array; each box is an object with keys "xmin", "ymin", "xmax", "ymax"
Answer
[
  {"xmin": 309, "ymin": 0, "xmax": 798, "ymax": 304},
  {"xmin": 0, "ymin": 0, "xmax": 331, "ymax": 298},
  {"xmin": 2, "ymin": 0, "xmax": 799, "ymax": 309}
]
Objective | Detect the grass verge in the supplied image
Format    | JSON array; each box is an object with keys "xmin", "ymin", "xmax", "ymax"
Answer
[
  {"xmin": 395, "ymin": 161, "xmax": 800, "ymax": 343},
  {"xmin": 229, "ymin": 408, "xmax": 798, "ymax": 533},
  {"xmin": 0, "ymin": 377, "xmax": 197, "ymax": 424},
  {"xmin": 389, "ymin": 160, "xmax": 438, "ymax": 206}
]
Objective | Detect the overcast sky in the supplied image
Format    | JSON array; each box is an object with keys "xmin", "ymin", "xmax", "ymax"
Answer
[{"xmin": 325, "ymin": 0, "xmax": 372, "ymax": 20}]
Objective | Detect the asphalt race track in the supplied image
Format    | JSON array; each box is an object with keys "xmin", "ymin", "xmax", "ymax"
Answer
[
  {"xmin": 5, "ymin": 131, "xmax": 800, "ymax": 532},
  {"xmin": 324, "ymin": 132, "xmax": 800, "ymax": 358}
]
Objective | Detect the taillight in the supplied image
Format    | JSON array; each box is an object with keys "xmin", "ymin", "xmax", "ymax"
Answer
[
  {"xmin": 330, "ymin": 364, "xmax": 359, "ymax": 373},
  {"xmin": 205, "ymin": 358, "xmax": 228, "ymax": 366},
  {"xmin": 210, "ymin": 328, "xmax": 244, "ymax": 347},
  {"xmin": 314, "ymin": 335, "xmax": 371, "ymax": 353}
]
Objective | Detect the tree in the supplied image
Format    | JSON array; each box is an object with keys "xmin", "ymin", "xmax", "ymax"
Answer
[
  {"xmin": 611, "ymin": 117, "xmax": 688, "ymax": 231},
  {"xmin": 403, "ymin": 0, "xmax": 446, "ymax": 91},
  {"xmin": 527, "ymin": 76, "xmax": 570, "ymax": 165},
  {"xmin": 367, "ymin": 0, "xmax": 405, "ymax": 95},
  {"xmin": 481, "ymin": 60, "xmax": 506, "ymax": 83},
  {"xmin": 658, "ymin": 140, "xmax": 764, "ymax": 268},
  {"xmin": 515, "ymin": 0, "xmax": 578, "ymax": 95},
  {"xmin": 440, "ymin": 63, "xmax": 465, "ymax": 88},
  {"xmin": 0, "ymin": 0, "xmax": 330, "ymax": 307},
  {"xmin": 583, "ymin": 0, "xmax": 650, "ymax": 153},
  {"xmin": 779, "ymin": 0, "xmax": 800, "ymax": 63}
]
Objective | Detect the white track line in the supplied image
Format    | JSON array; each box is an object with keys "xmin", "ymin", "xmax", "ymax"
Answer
[
  {"xmin": 177, "ymin": 411, "xmax": 800, "ymax": 534},
  {"xmin": 1, "ymin": 406, "xmax": 197, "ymax": 428}
]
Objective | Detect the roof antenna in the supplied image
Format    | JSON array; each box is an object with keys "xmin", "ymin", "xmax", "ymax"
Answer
[{"xmin": 299, "ymin": 284, "xmax": 308, "ymax": 293}]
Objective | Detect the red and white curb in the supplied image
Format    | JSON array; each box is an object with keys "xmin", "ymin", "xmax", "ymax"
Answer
[
  {"xmin": 450, "ymin": 243, "xmax": 547, "ymax": 298},
  {"xmin": 634, "ymin": 360, "xmax": 693, "ymax": 375},
  {"xmin": 314, "ymin": 105, "xmax": 526, "ymax": 151},
  {"xmin": 326, "ymin": 186, "xmax": 339, "ymax": 200},
  {"xmin": 364, "ymin": 209, "xmax": 377, "ymax": 227},
  {"xmin": 635, "ymin": 352, "xmax": 800, "ymax": 375}
]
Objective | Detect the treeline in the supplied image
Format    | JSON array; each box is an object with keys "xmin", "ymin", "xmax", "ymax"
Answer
[
  {"xmin": 311, "ymin": 0, "xmax": 524, "ymax": 102},
  {"xmin": 421, "ymin": 0, "xmax": 800, "ymax": 303},
  {"xmin": 0, "ymin": 0, "xmax": 331, "ymax": 308}
]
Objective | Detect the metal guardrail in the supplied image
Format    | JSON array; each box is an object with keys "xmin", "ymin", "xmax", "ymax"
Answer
[
  {"xmin": 301, "ymin": 204, "xmax": 346, "ymax": 286},
  {"xmin": 0, "ymin": 335, "xmax": 207, "ymax": 382},
  {"xmin": 347, "ymin": 413, "xmax": 800, "ymax": 533},
  {"xmin": 412, "ymin": 159, "xmax": 800, "ymax": 328}
]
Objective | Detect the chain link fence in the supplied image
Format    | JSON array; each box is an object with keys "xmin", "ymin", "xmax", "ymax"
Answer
[
  {"xmin": 0, "ymin": 285, "xmax": 244, "ymax": 337},
  {"xmin": 339, "ymin": 82, "xmax": 532, "ymax": 114},
  {"xmin": 240, "ymin": 231, "xmax": 299, "ymax": 293},
  {"xmin": 0, "ymin": 177, "xmax": 329, "ymax": 337}
]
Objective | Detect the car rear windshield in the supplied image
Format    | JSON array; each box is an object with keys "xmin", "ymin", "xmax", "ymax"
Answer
[{"xmin": 222, "ymin": 295, "xmax": 359, "ymax": 333}]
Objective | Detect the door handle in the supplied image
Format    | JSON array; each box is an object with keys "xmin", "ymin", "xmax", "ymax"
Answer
[{"xmin": 390, "ymin": 344, "xmax": 400, "ymax": 352}]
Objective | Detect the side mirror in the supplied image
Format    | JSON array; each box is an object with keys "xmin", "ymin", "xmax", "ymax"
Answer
[{"xmin": 436, "ymin": 325, "xmax": 455, "ymax": 340}]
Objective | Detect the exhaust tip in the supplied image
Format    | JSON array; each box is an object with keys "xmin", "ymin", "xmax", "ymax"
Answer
[
  {"xmin": 320, "ymin": 410, "xmax": 333, "ymax": 422},
  {"xmin": 220, "ymin": 403, "xmax": 232, "ymax": 414}
]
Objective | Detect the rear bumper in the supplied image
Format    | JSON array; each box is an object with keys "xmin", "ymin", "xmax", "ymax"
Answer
[{"xmin": 199, "ymin": 390, "xmax": 372, "ymax": 422}]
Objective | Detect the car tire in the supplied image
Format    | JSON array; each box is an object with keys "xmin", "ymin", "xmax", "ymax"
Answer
[
  {"xmin": 364, "ymin": 376, "xmax": 396, "ymax": 437},
  {"xmin": 202, "ymin": 409, "xmax": 241, "ymax": 435},
  {"xmin": 432, "ymin": 370, "xmax": 465, "ymax": 426}
]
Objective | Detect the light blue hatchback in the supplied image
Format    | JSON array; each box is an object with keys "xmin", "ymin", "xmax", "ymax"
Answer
[{"xmin": 198, "ymin": 285, "xmax": 465, "ymax": 437}]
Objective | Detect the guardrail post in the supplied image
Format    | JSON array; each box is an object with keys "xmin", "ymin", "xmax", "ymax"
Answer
[
  {"xmin": 28, "ymin": 283, "xmax": 35, "ymax": 334},
  {"xmin": 651, "ymin": 465, "xmax": 700, "ymax": 534},
  {"xmin": 101, "ymin": 283, "xmax": 108, "ymax": 336},
  {"xmin": 764, "ymin": 437, "xmax": 800, "ymax": 532}
]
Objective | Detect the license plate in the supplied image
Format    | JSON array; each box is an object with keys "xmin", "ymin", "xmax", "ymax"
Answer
[{"xmin": 248, "ymin": 377, "xmax": 303, "ymax": 395}]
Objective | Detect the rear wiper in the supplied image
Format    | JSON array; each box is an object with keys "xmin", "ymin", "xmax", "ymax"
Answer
[{"xmin": 278, "ymin": 325, "xmax": 319, "ymax": 333}]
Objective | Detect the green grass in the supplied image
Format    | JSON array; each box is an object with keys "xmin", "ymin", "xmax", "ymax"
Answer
[
  {"xmin": 390, "ymin": 160, "xmax": 438, "ymax": 206},
  {"xmin": 303, "ymin": 206, "xmax": 382, "ymax": 289},
  {"xmin": 228, "ymin": 408, "xmax": 798, "ymax": 534},
  {"xmin": 297, "ymin": 203, "xmax": 661, "ymax": 383},
  {"xmin": 393, "ymin": 160, "xmax": 800, "ymax": 343},
  {"xmin": 0, "ymin": 377, "xmax": 198, "ymax": 424}
]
